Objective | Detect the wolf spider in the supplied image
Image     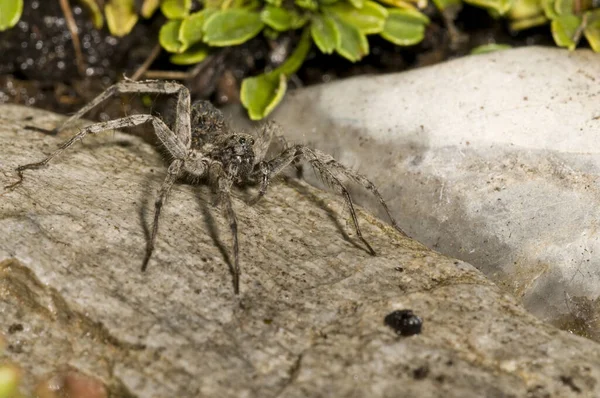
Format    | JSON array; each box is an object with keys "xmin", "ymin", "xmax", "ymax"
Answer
[{"xmin": 8, "ymin": 80, "xmax": 406, "ymax": 294}]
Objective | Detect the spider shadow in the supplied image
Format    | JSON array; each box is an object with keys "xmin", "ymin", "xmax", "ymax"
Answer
[
  {"xmin": 139, "ymin": 174, "xmax": 158, "ymax": 264},
  {"xmin": 277, "ymin": 176, "xmax": 369, "ymax": 254},
  {"xmin": 191, "ymin": 186, "xmax": 238, "ymax": 291},
  {"xmin": 137, "ymin": 173, "xmax": 237, "ymax": 291}
]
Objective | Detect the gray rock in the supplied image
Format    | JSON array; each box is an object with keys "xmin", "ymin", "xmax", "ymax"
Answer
[
  {"xmin": 227, "ymin": 46, "xmax": 600, "ymax": 340},
  {"xmin": 2, "ymin": 104, "xmax": 600, "ymax": 397}
]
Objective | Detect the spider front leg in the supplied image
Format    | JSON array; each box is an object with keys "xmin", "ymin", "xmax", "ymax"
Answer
[
  {"xmin": 53, "ymin": 80, "xmax": 193, "ymax": 148},
  {"xmin": 6, "ymin": 114, "xmax": 188, "ymax": 190},
  {"xmin": 251, "ymin": 145, "xmax": 378, "ymax": 255},
  {"xmin": 142, "ymin": 159, "xmax": 184, "ymax": 271}
]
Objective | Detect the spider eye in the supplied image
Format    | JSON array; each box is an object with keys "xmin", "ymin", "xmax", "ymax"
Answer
[
  {"xmin": 238, "ymin": 137, "xmax": 246, "ymax": 145},
  {"xmin": 249, "ymin": 138, "xmax": 255, "ymax": 145}
]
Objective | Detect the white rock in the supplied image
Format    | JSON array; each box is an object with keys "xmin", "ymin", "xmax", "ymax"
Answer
[{"xmin": 227, "ymin": 47, "xmax": 600, "ymax": 337}]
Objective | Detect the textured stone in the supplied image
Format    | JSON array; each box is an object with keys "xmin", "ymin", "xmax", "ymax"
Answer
[
  {"xmin": 1, "ymin": 104, "xmax": 600, "ymax": 397},
  {"xmin": 227, "ymin": 47, "xmax": 600, "ymax": 340}
]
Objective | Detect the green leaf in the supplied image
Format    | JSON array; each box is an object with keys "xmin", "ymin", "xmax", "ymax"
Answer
[
  {"xmin": 179, "ymin": 9, "xmax": 215, "ymax": 50},
  {"xmin": 330, "ymin": 16, "xmax": 369, "ymax": 61},
  {"xmin": 348, "ymin": 0, "xmax": 365, "ymax": 8},
  {"xmin": 160, "ymin": 0, "xmax": 192, "ymax": 19},
  {"xmin": 263, "ymin": 27, "xmax": 280, "ymax": 39},
  {"xmin": 203, "ymin": 9, "xmax": 264, "ymax": 46},
  {"xmin": 551, "ymin": 14, "xmax": 582, "ymax": 49},
  {"xmin": 311, "ymin": 14, "xmax": 340, "ymax": 53},
  {"xmin": 170, "ymin": 43, "xmax": 210, "ymax": 64},
  {"xmin": 470, "ymin": 43, "xmax": 512, "ymax": 54},
  {"xmin": 141, "ymin": 0, "xmax": 161, "ymax": 18},
  {"xmin": 507, "ymin": 0, "xmax": 544, "ymax": 20},
  {"xmin": 105, "ymin": 0, "xmax": 138, "ymax": 37},
  {"xmin": 261, "ymin": 6, "xmax": 299, "ymax": 31},
  {"xmin": 380, "ymin": 9, "xmax": 428, "ymax": 46},
  {"xmin": 463, "ymin": 0, "xmax": 514, "ymax": 15},
  {"xmin": 554, "ymin": 0, "xmax": 573, "ymax": 15},
  {"xmin": 583, "ymin": 10, "xmax": 600, "ymax": 52},
  {"xmin": 325, "ymin": 1, "xmax": 388, "ymax": 34},
  {"xmin": 431, "ymin": 0, "xmax": 461, "ymax": 10},
  {"xmin": 0, "ymin": 365, "xmax": 20, "ymax": 398},
  {"xmin": 241, "ymin": 28, "xmax": 312, "ymax": 120},
  {"xmin": 159, "ymin": 20, "xmax": 184, "ymax": 53},
  {"xmin": 541, "ymin": 0, "xmax": 558, "ymax": 18},
  {"xmin": 265, "ymin": 0, "xmax": 283, "ymax": 6},
  {"xmin": 319, "ymin": 0, "xmax": 340, "ymax": 5},
  {"xmin": 241, "ymin": 74, "xmax": 287, "ymax": 120},
  {"xmin": 507, "ymin": 0, "xmax": 547, "ymax": 31},
  {"xmin": 509, "ymin": 15, "xmax": 548, "ymax": 31},
  {"xmin": 0, "ymin": 0, "xmax": 23, "ymax": 31},
  {"xmin": 295, "ymin": 0, "xmax": 319, "ymax": 11},
  {"xmin": 273, "ymin": 25, "xmax": 312, "ymax": 76},
  {"xmin": 78, "ymin": 0, "xmax": 104, "ymax": 28}
]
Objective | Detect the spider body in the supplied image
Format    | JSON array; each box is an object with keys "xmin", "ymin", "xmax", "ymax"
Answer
[{"xmin": 7, "ymin": 80, "xmax": 406, "ymax": 294}]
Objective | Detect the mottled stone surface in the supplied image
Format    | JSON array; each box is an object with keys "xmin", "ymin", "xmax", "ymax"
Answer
[
  {"xmin": 227, "ymin": 47, "xmax": 600, "ymax": 340},
  {"xmin": 1, "ymin": 105, "xmax": 600, "ymax": 397}
]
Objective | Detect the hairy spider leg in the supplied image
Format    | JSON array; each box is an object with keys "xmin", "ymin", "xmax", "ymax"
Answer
[
  {"xmin": 252, "ymin": 145, "xmax": 379, "ymax": 255},
  {"xmin": 7, "ymin": 114, "xmax": 188, "ymax": 190},
  {"xmin": 296, "ymin": 148, "xmax": 407, "ymax": 237},
  {"xmin": 7, "ymin": 115, "xmax": 189, "ymax": 274},
  {"xmin": 252, "ymin": 121, "xmax": 278, "ymax": 164},
  {"xmin": 52, "ymin": 80, "xmax": 192, "ymax": 148},
  {"xmin": 142, "ymin": 159, "xmax": 184, "ymax": 271},
  {"xmin": 252, "ymin": 138, "xmax": 407, "ymax": 237}
]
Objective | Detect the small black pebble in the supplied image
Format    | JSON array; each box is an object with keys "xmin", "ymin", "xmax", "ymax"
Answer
[
  {"xmin": 8, "ymin": 323, "xmax": 23, "ymax": 334},
  {"xmin": 384, "ymin": 310, "xmax": 423, "ymax": 336},
  {"xmin": 413, "ymin": 365, "xmax": 429, "ymax": 380}
]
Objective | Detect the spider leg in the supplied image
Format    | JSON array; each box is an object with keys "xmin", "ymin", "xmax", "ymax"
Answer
[
  {"xmin": 54, "ymin": 80, "xmax": 192, "ymax": 148},
  {"xmin": 253, "ymin": 120, "xmax": 278, "ymax": 164},
  {"xmin": 309, "ymin": 149, "xmax": 408, "ymax": 237},
  {"xmin": 252, "ymin": 145, "xmax": 377, "ymax": 255},
  {"xmin": 7, "ymin": 115, "xmax": 187, "ymax": 189},
  {"xmin": 142, "ymin": 159, "xmax": 184, "ymax": 271},
  {"xmin": 248, "ymin": 161, "xmax": 270, "ymax": 206}
]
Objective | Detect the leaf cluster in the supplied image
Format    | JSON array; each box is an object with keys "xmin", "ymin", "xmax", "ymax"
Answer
[
  {"xmin": 454, "ymin": 0, "xmax": 600, "ymax": 51},
  {"xmin": 150, "ymin": 0, "xmax": 430, "ymax": 119}
]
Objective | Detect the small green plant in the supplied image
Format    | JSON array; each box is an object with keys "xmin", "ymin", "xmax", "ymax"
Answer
[{"xmin": 497, "ymin": 0, "xmax": 600, "ymax": 51}]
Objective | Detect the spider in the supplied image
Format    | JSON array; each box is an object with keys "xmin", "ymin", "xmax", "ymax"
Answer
[{"xmin": 7, "ymin": 80, "xmax": 406, "ymax": 294}]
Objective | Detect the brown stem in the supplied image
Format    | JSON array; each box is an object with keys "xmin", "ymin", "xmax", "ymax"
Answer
[
  {"xmin": 58, "ymin": 0, "xmax": 86, "ymax": 77},
  {"xmin": 130, "ymin": 43, "xmax": 162, "ymax": 81}
]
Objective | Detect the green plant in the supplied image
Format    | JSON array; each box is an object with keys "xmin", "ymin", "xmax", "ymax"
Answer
[
  {"xmin": 1, "ymin": 0, "xmax": 599, "ymax": 120},
  {"xmin": 12, "ymin": 0, "xmax": 428, "ymax": 120},
  {"xmin": 150, "ymin": 0, "xmax": 430, "ymax": 119},
  {"xmin": 490, "ymin": 0, "xmax": 600, "ymax": 51}
]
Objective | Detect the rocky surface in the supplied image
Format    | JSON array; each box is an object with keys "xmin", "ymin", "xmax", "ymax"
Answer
[
  {"xmin": 1, "ymin": 104, "xmax": 600, "ymax": 397},
  {"xmin": 227, "ymin": 46, "xmax": 600, "ymax": 340}
]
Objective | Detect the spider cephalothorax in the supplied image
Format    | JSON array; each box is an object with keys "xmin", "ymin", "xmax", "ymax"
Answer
[
  {"xmin": 7, "ymin": 80, "xmax": 406, "ymax": 294},
  {"xmin": 204, "ymin": 133, "xmax": 256, "ymax": 179}
]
